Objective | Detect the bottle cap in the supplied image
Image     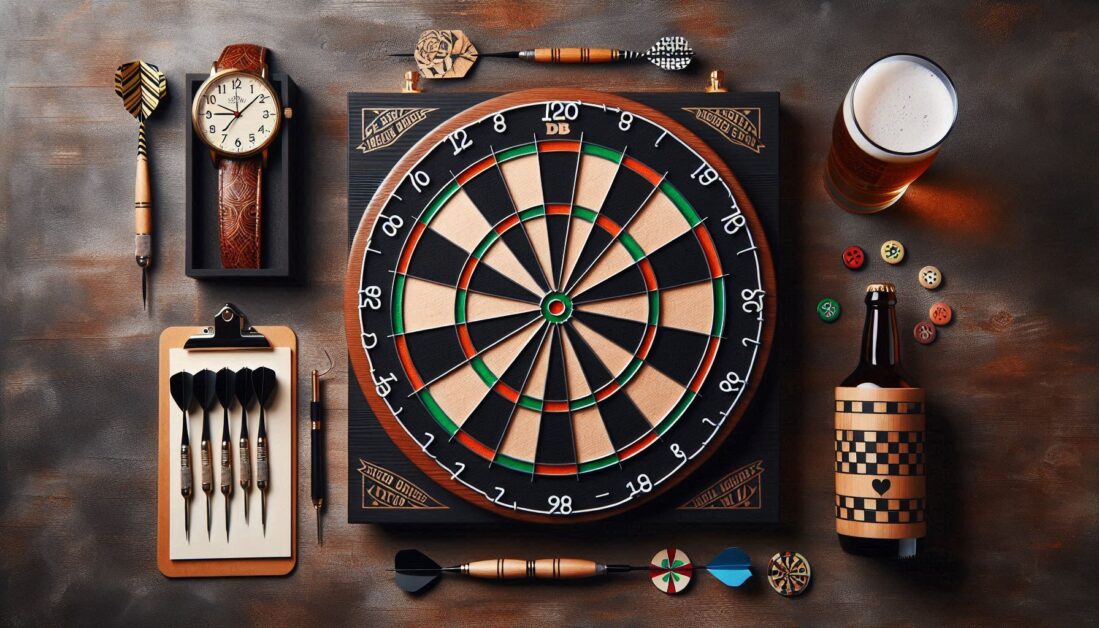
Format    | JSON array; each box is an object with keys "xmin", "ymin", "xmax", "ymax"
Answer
[{"xmin": 866, "ymin": 283, "xmax": 896, "ymax": 293}]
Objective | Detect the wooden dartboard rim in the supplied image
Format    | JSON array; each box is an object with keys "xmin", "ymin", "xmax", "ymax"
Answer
[{"xmin": 344, "ymin": 88, "xmax": 777, "ymax": 523}]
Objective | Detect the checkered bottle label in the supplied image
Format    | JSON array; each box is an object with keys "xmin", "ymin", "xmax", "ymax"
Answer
[{"xmin": 834, "ymin": 387, "xmax": 926, "ymax": 540}]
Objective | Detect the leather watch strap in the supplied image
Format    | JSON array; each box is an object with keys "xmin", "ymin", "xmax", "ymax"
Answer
[
  {"xmin": 216, "ymin": 43, "xmax": 267, "ymax": 74},
  {"xmin": 214, "ymin": 43, "xmax": 267, "ymax": 269},
  {"xmin": 217, "ymin": 158, "xmax": 263, "ymax": 268}
]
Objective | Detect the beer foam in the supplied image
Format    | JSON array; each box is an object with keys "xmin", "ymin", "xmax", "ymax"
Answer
[{"xmin": 852, "ymin": 56, "xmax": 955, "ymax": 154}]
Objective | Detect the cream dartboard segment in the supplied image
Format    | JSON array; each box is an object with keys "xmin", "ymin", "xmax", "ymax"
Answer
[{"xmin": 345, "ymin": 89, "xmax": 776, "ymax": 523}]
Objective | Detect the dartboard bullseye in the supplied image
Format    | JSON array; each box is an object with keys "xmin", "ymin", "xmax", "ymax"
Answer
[{"xmin": 346, "ymin": 89, "xmax": 775, "ymax": 522}]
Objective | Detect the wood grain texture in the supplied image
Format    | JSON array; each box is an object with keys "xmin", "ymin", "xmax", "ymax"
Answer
[{"xmin": 2, "ymin": 0, "xmax": 1099, "ymax": 625}]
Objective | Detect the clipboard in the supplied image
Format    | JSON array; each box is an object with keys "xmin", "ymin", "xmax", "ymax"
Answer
[{"xmin": 157, "ymin": 304, "xmax": 297, "ymax": 578}]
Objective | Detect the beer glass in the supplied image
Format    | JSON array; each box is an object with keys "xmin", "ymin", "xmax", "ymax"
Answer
[{"xmin": 825, "ymin": 54, "xmax": 957, "ymax": 214}]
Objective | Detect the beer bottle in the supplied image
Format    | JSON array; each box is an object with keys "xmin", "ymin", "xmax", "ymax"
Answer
[{"xmin": 835, "ymin": 283, "xmax": 925, "ymax": 558}]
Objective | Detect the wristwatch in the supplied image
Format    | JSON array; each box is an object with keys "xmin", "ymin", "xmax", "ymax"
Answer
[{"xmin": 190, "ymin": 44, "xmax": 290, "ymax": 268}]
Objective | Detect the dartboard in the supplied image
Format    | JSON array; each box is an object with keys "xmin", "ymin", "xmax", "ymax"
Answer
[{"xmin": 345, "ymin": 89, "xmax": 775, "ymax": 522}]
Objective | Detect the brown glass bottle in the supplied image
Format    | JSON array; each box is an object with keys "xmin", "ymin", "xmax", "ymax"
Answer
[{"xmin": 837, "ymin": 283, "xmax": 923, "ymax": 558}]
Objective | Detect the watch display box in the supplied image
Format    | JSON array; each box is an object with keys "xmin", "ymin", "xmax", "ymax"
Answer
[{"xmin": 185, "ymin": 73, "xmax": 295, "ymax": 279}]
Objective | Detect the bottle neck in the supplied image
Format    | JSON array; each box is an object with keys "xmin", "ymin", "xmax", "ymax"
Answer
[{"xmin": 860, "ymin": 302, "xmax": 900, "ymax": 368}]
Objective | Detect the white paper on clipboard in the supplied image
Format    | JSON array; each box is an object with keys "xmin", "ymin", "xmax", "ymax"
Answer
[{"xmin": 167, "ymin": 347, "xmax": 292, "ymax": 560}]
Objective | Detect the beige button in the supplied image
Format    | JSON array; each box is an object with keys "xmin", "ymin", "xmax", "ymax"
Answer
[
  {"xmin": 918, "ymin": 265, "xmax": 942, "ymax": 290},
  {"xmin": 880, "ymin": 240, "xmax": 905, "ymax": 264}
]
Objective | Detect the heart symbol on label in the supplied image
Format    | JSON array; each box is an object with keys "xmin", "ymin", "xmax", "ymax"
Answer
[{"xmin": 872, "ymin": 478, "xmax": 891, "ymax": 496}]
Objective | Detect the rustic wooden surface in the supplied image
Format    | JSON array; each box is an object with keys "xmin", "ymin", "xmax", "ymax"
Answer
[{"xmin": 2, "ymin": 1, "xmax": 1097, "ymax": 625}]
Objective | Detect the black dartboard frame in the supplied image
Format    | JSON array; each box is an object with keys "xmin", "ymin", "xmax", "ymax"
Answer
[{"xmin": 345, "ymin": 89, "xmax": 777, "ymax": 523}]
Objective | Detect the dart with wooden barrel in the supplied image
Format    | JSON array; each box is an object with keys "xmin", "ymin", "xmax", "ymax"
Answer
[
  {"xmin": 393, "ymin": 30, "xmax": 694, "ymax": 79},
  {"xmin": 113, "ymin": 60, "xmax": 166, "ymax": 310},
  {"xmin": 393, "ymin": 547, "xmax": 751, "ymax": 595}
]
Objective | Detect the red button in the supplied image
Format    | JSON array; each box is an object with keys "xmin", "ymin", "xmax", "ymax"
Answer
[
  {"xmin": 913, "ymin": 320, "xmax": 937, "ymax": 344},
  {"xmin": 842, "ymin": 246, "xmax": 865, "ymax": 270},
  {"xmin": 929, "ymin": 302, "xmax": 952, "ymax": 326}
]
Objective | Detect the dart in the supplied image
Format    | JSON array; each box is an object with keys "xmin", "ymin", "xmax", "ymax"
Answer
[
  {"xmin": 392, "ymin": 30, "xmax": 693, "ymax": 79},
  {"xmin": 252, "ymin": 367, "xmax": 277, "ymax": 535},
  {"xmin": 192, "ymin": 369, "xmax": 218, "ymax": 540},
  {"xmin": 112, "ymin": 60, "xmax": 166, "ymax": 310},
  {"xmin": 169, "ymin": 371, "xmax": 194, "ymax": 541},
  {"xmin": 215, "ymin": 368, "xmax": 235, "ymax": 540},
  {"xmin": 235, "ymin": 367, "xmax": 254, "ymax": 523},
  {"xmin": 393, "ymin": 547, "xmax": 751, "ymax": 595},
  {"xmin": 311, "ymin": 350, "xmax": 334, "ymax": 545}
]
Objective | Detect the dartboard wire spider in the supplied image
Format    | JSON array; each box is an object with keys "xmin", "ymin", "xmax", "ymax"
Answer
[
  {"xmin": 483, "ymin": 323, "xmax": 553, "ymax": 470},
  {"xmin": 403, "ymin": 314, "xmax": 545, "ymax": 396},
  {"xmin": 384, "ymin": 265, "xmax": 541, "ymax": 306},
  {"xmin": 554, "ymin": 131, "xmax": 586, "ymax": 291},
  {"xmin": 553, "ymin": 325, "xmax": 583, "ymax": 480},
  {"xmin": 488, "ymin": 143, "xmax": 554, "ymax": 292},
  {"xmin": 557, "ymin": 140, "xmax": 625, "ymax": 290},
  {"xmin": 567, "ymin": 213, "xmax": 725, "ymax": 303},
  {"xmin": 562, "ymin": 168, "xmax": 668, "ymax": 296}
]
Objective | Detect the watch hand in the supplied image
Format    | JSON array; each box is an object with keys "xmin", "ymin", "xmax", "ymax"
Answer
[
  {"xmin": 216, "ymin": 104, "xmax": 237, "ymax": 114},
  {"xmin": 221, "ymin": 118, "xmax": 236, "ymax": 132},
  {"xmin": 237, "ymin": 95, "xmax": 261, "ymax": 115},
  {"xmin": 212, "ymin": 112, "xmax": 236, "ymax": 115}
]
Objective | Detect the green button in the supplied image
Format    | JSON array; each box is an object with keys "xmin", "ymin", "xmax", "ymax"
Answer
[{"xmin": 817, "ymin": 297, "xmax": 841, "ymax": 323}]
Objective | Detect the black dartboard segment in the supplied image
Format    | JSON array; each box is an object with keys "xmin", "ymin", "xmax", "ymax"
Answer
[{"xmin": 348, "ymin": 90, "xmax": 775, "ymax": 522}]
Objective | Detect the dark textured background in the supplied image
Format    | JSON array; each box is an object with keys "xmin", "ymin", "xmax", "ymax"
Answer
[{"xmin": 2, "ymin": 1, "xmax": 1097, "ymax": 626}]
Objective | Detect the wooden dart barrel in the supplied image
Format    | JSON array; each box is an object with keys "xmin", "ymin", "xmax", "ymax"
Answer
[
  {"xmin": 463, "ymin": 558, "xmax": 603, "ymax": 580},
  {"xmin": 834, "ymin": 387, "xmax": 926, "ymax": 540},
  {"xmin": 531, "ymin": 48, "xmax": 619, "ymax": 63}
]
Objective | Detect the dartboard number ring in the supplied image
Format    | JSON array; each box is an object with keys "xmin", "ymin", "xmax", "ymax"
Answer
[{"xmin": 345, "ymin": 89, "xmax": 775, "ymax": 523}]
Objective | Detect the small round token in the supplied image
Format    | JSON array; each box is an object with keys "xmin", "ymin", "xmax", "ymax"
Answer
[
  {"xmin": 880, "ymin": 240, "xmax": 905, "ymax": 264},
  {"xmin": 767, "ymin": 551, "xmax": 811, "ymax": 597},
  {"xmin": 649, "ymin": 548, "xmax": 694, "ymax": 594},
  {"xmin": 816, "ymin": 297, "xmax": 841, "ymax": 323},
  {"xmin": 914, "ymin": 320, "xmax": 937, "ymax": 344},
  {"xmin": 842, "ymin": 245, "xmax": 865, "ymax": 270},
  {"xmin": 918, "ymin": 265, "xmax": 942, "ymax": 289},
  {"xmin": 929, "ymin": 302, "xmax": 952, "ymax": 326}
]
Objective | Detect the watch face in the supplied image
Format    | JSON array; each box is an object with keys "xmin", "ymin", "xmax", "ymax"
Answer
[{"xmin": 192, "ymin": 70, "xmax": 280, "ymax": 156}]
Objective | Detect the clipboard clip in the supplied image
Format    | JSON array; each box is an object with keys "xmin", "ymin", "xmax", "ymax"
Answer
[{"xmin": 184, "ymin": 303, "xmax": 272, "ymax": 350}]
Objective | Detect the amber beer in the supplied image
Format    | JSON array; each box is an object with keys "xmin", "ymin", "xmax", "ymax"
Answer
[
  {"xmin": 835, "ymin": 284, "xmax": 925, "ymax": 558},
  {"xmin": 825, "ymin": 54, "xmax": 957, "ymax": 213}
]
